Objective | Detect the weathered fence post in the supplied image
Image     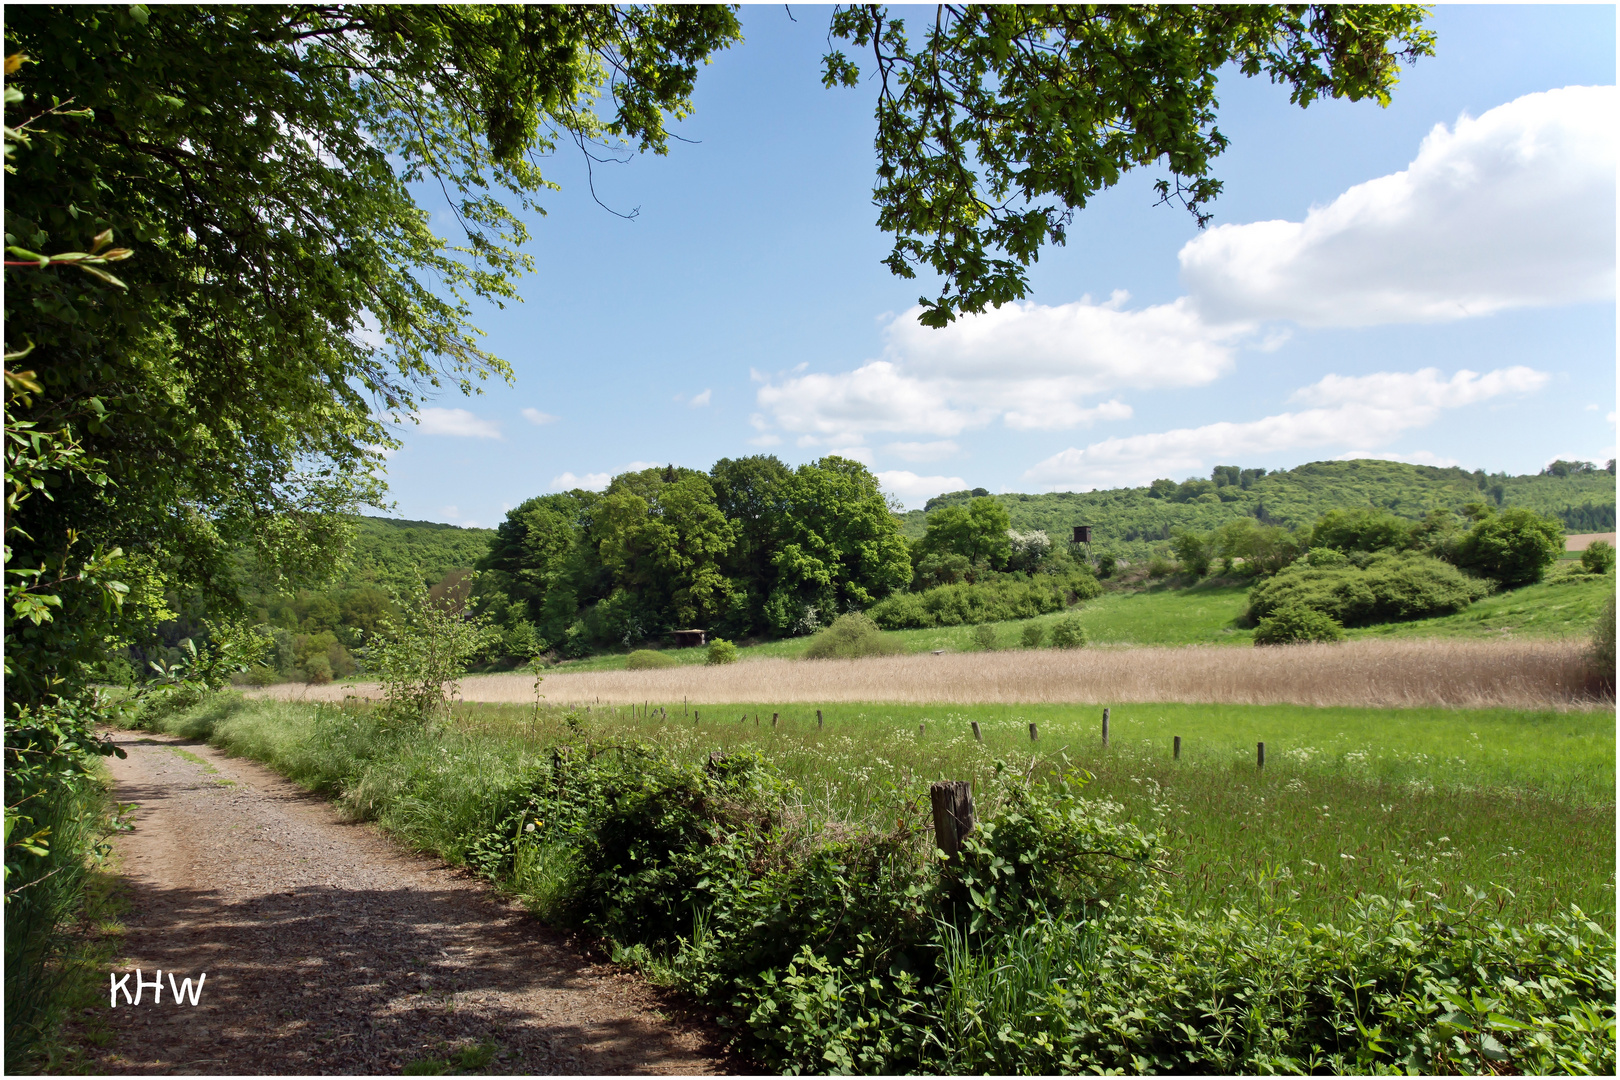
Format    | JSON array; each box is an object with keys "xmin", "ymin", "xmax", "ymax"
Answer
[
  {"xmin": 1257, "ymin": 742, "xmax": 1265, "ymax": 769},
  {"xmin": 1173, "ymin": 735, "xmax": 1181, "ymax": 760},
  {"xmin": 817, "ymin": 709, "xmax": 823, "ymax": 730},
  {"xmin": 929, "ymin": 780, "xmax": 976, "ymax": 862},
  {"xmin": 1102, "ymin": 707, "xmax": 1110, "ymax": 748},
  {"xmin": 971, "ymin": 721, "xmax": 982, "ymax": 743},
  {"xmin": 1028, "ymin": 722, "xmax": 1038, "ymax": 742},
  {"xmin": 772, "ymin": 712, "xmax": 779, "ymax": 728},
  {"xmin": 919, "ymin": 722, "xmax": 926, "ymax": 738}
]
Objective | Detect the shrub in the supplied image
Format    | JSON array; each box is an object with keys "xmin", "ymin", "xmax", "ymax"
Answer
[
  {"xmin": 1248, "ymin": 552, "xmax": 1490, "ymax": 628},
  {"xmin": 1020, "ymin": 623, "xmax": 1045, "ymax": 648},
  {"xmin": 1253, "ymin": 605, "xmax": 1346, "ymax": 646},
  {"xmin": 1592, "ymin": 592, "xmax": 1615, "ymax": 692},
  {"xmin": 1096, "ymin": 553, "xmax": 1117, "ymax": 578},
  {"xmin": 1580, "ymin": 540, "xmax": 1615, "ymax": 575},
  {"xmin": 1146, "ymin": 556, "xmax": 1174, "ymax": 578},
  {"xmin": 1169, "ymin": 530, "xmax": 1210, "ymax": 577},
  {"xmin": 803, "ymin": 613, "xmax": 903, "ymax": 660},
  {"xmin": 1456, "ymin": 507, "xmax": 1564, "ymax": 586},
  {"xmin": 867, "ymin": 572, "xmax": 1100, "ymax": 630},
  {"xmin": 705, "ymin": 638, "xmax": 739, "ymax": 665},
  {"xmin": 304, "ymin": 654, "xmax": 334, "ymax": 685},
  {"xmin": 970, "ymin": 624, "xmax": 998, "ymax": 650},
  {"xmin": 625, "ymin": 649, "xmax": 678, "ymax": 671},
  {"xmin": 1048, "ymin": 615, "xmax": 1086, "ymax": 649}
]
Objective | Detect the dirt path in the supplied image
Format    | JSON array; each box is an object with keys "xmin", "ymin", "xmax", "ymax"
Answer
[{"xmin": 91, "ymin": 729, "xmax": 732, "ymax": 1075}]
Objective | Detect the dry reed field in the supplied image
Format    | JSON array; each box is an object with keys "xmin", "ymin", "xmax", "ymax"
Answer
[{"xmin": 257, "ymin": 637, "xmax": 1608, "ymax": 710}]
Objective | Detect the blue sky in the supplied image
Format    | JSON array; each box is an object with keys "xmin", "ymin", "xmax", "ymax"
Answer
[{"xmin": 383, "ymin": 4, "xmax": 1616, "ymax": 528}]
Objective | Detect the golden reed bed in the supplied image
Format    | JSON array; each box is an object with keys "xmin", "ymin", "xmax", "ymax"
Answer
[{"xmin": 254, "ymin": 638, "xmax": 1610, "ymax": 711}]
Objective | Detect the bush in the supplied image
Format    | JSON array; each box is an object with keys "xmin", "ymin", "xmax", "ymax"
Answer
[
  {"xmin": 1048, "ymin": 616, "xmax": 1086, "ymax": 649},
  {"xmin": 1456, "ymin": 507, "xmax": 1564, "ymax": 586},
  {"xmin": 803, "ymin": 613, "xmax": 903, "ymax": 660},
  {"xmin": 705, "ymin": 638, "xmax": 738, "ymax": 665},
  {"xmin": 1146, "ymin": 556, "xmax": 1175, "ymax": 578},
  {"xmin": 625, "ymin": 649, "xmax": 678, "ymax": 671},
  {"xmin": 1592, "ymin": 592, "xmax": 1615, "ymax": 692},
  {"xmin": 970, "ymin": 624, "xmax": 998, "ymax": 650},
  {"xmin": 1020, "ymin": 623, "xmax": 1045, "ymax": 648},
  {"xmin": 1248, "ymin": 552, "xmax": 1491, "ymax": 628},
  {"xmin": 1580, "ymin": 540, "xmax": 1615, "ymax": 575},
  {"xmin": 1253, "ymin": 605, "xmax": 1346, "ymax": 645},
  {"xmin": 867, "ymin": 572, "xmax": 1101, "ymax": 630}
]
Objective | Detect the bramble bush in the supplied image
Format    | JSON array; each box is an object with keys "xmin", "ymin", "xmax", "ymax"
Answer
[
  {"xmin": 464, "ymin": 741, "xmax": 1615, "ymax": 1075},
  {"xmin": 706, "ymin": 638, "xmax": 739, "ymax": 665},
  {"xmin": 625, "ymin": 649, "xmax": 678, "ymax": 670},
  {"xmin": 867, "ymin": 572, "xmax": 1100, "ymax": 630},
  {"xmin": 1048, "ymin": 615, "xmax": 1087, "ymax": 649},
  {"xmin": 802, "ymin": 612, "xmax": 903, "ymax": 660},
  {"xmin": 1253, "ymin": 605, "xmax": 1346, "ymax": 646},
  {"xmin": 1248, "ymin": 552, "xmax": 1490, "ymax": 627}
]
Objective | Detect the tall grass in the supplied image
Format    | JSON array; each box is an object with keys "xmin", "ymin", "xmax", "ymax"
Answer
[
  {"xmin": 144, "ymin": 693, "xmax": 1614, "ymax": 930},
  {"xmin": 263, "ymin": 637, "xmax": 1608, "ymax": 710}
]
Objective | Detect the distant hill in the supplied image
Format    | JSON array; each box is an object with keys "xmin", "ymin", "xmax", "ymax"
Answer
[
  {"xmin": 341, "ymin": 515, "xmax": 497, "ymax": 594},
  {"xmin": 897, "ymin": 459, "xmax": 1617, "ymax": 560}
]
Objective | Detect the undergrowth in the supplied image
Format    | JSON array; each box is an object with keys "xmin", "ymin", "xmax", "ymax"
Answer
[{"xmin": 129, "ymin": 694, "xmax": 1616, "ymax": 1074}]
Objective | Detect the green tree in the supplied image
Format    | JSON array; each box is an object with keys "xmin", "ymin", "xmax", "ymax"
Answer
[
  {"xmin": 1170, "ymin": 529, "xmax": 1211, "ymax": 577},
  {"xmin": 709, "ymin": 454, "xmax": 794, "ymax": 632},
  {"xmin": 1456, "ymin": 507, "xmax": 1565, "ymax": 587},
  {"xmin": 823, "ymin": 4, "xmax": 1434, "ymax": 325},
  {"xmin": 770, "ymin": 456, "xmax": 912, "ymax": 624},
  {"xmin": 1309, "ymin": 508, "xmax": 1415, "ymax": 553},
  {"xmin": 919, "ymin": 496, "xmax": 1013, "ymax": 569},
  {"xmin": 596, "ymin": 468, "xmax": 738, "ymax": 631},
  {"xmin": 4, "ymin": 5, "xmax": 742, "ymax": 709}
]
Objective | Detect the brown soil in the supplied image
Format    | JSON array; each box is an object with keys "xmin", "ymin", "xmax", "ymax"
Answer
[{"xmin": 89, "ymin": 729, "xmax": 734, "ymax": 1075}]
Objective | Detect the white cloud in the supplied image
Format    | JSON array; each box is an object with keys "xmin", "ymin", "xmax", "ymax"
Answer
[
  {"xmin": 550, "ymin": 471, "xmax": 612, "ymax": 491},
  {"xmin": 885, "ymin": 440, "xmax": 960, "ymax": 462},
  {"xmin": 1023, "ymin": 366, "xmax": 1548, "ymax": 490},
  {"xmin": 827, "ymin": 445, "xmax": 874, "ymax": 465},
  {"xmin": 756, "ymin": 294, "xmax": 1233, "ymax": 439},
  {"xmin": 748, "ymin": 434, "xmax": 783, "ymax": 447},
  {"xmin": 876, "ymin": 470, "xmax": 968, "ymax": 507},
  {"xmin": 521, "ymin": 408, "xmax": 558, "ymax": 425},
  {"xmin": 440, "ymin": 505, "xmax": 460, "ymax": 520},
  {"xmin": 461, "ymin": 520, "xmax": 483, "ymax": 529},
  {"xmin": 688, "ymin": 389, "xmax": 712, "ymax": 408},
  {"xmin": 1181, "ymin": 85, "xmax": 1617, "ymax": 327},
  {"xmin": 415, "ymin": 407, "xmax": 502, "ymax": 439}
]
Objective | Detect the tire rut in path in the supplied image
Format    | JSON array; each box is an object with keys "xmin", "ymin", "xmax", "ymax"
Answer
[{"xmin": 93, "ymin": 730, "xmax": 732, "ymax": 1075}]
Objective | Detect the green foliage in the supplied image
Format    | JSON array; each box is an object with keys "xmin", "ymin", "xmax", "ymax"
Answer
[
  {"xmin": 1249, "ymin": 552, "xmax": 1491, "ymax": 628},
  {"xmin": 1020, "ymin": 622, "xmax": 1045, "ymax": 648},
  {"xmin": 624, "ymin": 649, "xmax": 678, "ymax": 671},
  {"xmin": 705, "ymin": 638, "xmax": 738, "ymax": 666},
  {"xmin": 1048, "ymin": 615, "xmax": 1087, "ymax": 649},
  {"xmin": 365, "ymin": 579, "xmax": 489, "ymax": 725},
  {"xmin": 970, "ymin": 623, "xmax": 998, "ymax": 651},
  {"xmin": 1169, "ymin": 529, "xmax": 1210, "ymax": 577},
  {"xmin": 1308, "ymin": 507, "xmax": 1416, "ymax": 553},
  {"xmin": 823, "ymin": 6, "xmax": 1435, "ymax": 325},
  {"xmin": 1592, "ymin": 593, "xmax": 1615, "ymax": 690},
  {"xmin": 868, "ymin": 572, "xmax": 1100, "ymax": 629},
  {"xmin": 917, "ymin": 497, "xmax": 1012, "ymax": 571},
  {"xmin": 803, "ymin": 613, "xmax": 903, "ymax": 660},
  {"xmin": 1457, "ymin": 507, "xmax": 1565, "ymax": 587},
  {"xmin": 1579, "ymin": 540, "xmax": 1615, "ymax": 575},
  {"xmin": 1253, "ymin": 605, "xmax": 1346, "ymax": 646},
  {"xmin": 895, "ymin": 460, "xmax": 1616, "ymax": 570}
]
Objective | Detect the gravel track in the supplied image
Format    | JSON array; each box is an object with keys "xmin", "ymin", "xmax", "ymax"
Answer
[{"xmin": 92, "ymin": 729, "xmax": 732, "ymax": 1075}]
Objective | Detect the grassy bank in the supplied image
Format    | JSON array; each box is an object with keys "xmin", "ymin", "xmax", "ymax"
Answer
[{"xmin": 129, "ymin": 693, "xmax": 1615, "ymax": 1073}]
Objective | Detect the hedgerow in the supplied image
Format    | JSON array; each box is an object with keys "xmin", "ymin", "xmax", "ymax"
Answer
[{"xmin": 867, "ymin": 572, "xmax": 1101, "ymax": 630}]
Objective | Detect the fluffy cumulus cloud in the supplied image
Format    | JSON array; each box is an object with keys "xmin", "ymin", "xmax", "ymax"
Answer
[
  {"xmin": 755, "ymin": 293, "xmax": 1232, "ymax": 442},
  {"xmin": 413, "ymin": 407, "xmax": 502, "ymax": 439},
  {"xmin": 1181, "ymin": 85, "xmax": 1617, "ymax": 326},
  {"xmin": 521, "ymin": 408, "xmax": 558, "ymax": 425},
  {"xmin": 1023, "ymin": 367, "xmax": 1548, "ymax": 490},
  {"xmin": 876, "ymin": 470, "xmax": 968, "ymax": 505},
  {"xmin": 884, "ymin": 440, "xmax": 960, "ymax": 462},
  {"xmin": 550, "ymin": 471, "xmax": 611, "ymax": 491}
]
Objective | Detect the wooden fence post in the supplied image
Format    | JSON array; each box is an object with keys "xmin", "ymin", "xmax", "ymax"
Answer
[
  {"xmin": 772, "ymin": 712, "xmax": 779, "ymax": 727},
  {"xmin": 1102, "ymin": 707, "xmax": 1110, "ymax": 747},
  {"xmin": 1173, "ymin": 735, "xmax": 1181, "ymax": 760},
  {"xmin": 929, "ymin": 780, "xmax": 976, "ymax": 862},
  {"xmin": 817, "ymin": 709, "xmax": 823, "ymax": 730},
  {"xmin": 1028, "ymin": 722, "xmax": 1038, "ymax": 742},
  {"xmin": 971, "ymin": 721, "xmax": 982, "ymax": 743},
  {"xmin": 1257, "ymin": 742, "xmax": 1265, "ymax": 769},
  {"xmin": 919, "ymin": 722, "xmax": 926, "ymax": 738}
]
